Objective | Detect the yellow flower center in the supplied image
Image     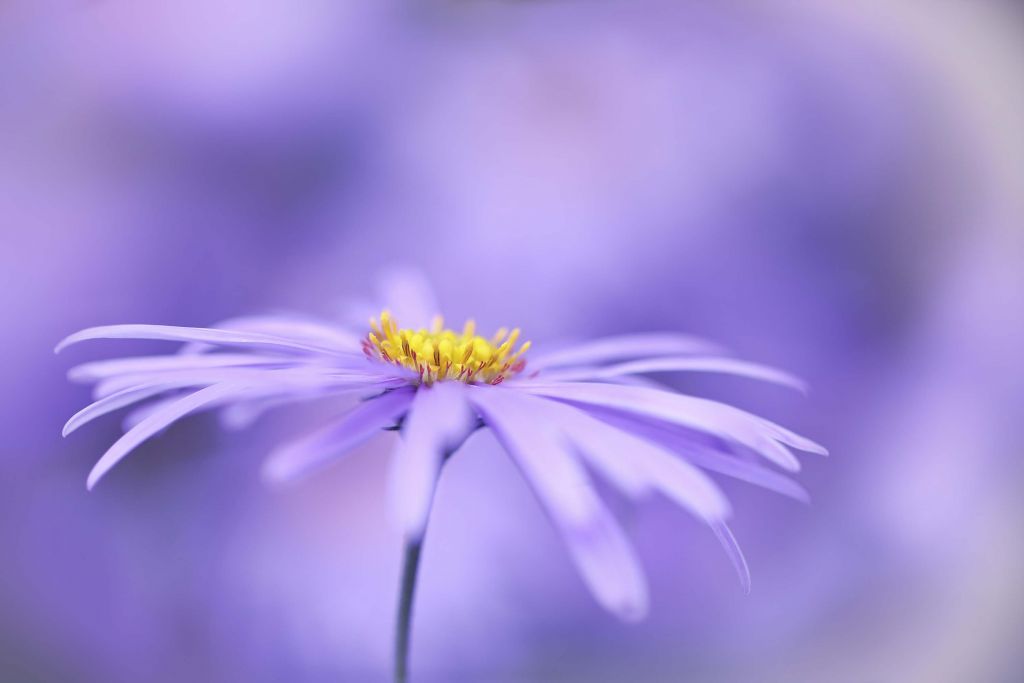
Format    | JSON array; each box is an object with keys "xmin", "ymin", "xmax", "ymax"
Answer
[{"xmin": 363, "ymin": 310, "xmax": 531, "ymax": 385}]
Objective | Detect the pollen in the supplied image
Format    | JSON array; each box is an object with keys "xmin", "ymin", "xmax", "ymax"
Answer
[{"xmin": 363, "ymin": 310, "xmax": 531, "ymax": 385}]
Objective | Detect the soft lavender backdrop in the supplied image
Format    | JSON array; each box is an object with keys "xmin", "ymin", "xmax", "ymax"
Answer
[{"xmin": 2, "ymin": 1, "xmax": 1022, "ymax": 681}]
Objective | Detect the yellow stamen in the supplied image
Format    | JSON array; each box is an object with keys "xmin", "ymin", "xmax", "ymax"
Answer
[{"xmin": 366, "ymin": 311, "xmax": 531, "ymax": 385}]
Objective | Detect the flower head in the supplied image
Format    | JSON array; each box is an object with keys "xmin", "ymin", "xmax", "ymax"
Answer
[
  {"xmin": 58, "ymin": 275, "xmax": 824, "ymax": 620},
  {"xmin": 364, "ymin": 311, "xmax": 531, "ymax": 385}
]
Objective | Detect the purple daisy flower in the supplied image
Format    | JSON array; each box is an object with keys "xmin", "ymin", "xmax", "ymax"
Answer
[{"xmin": 58, "ymin": 274, "xmax": 824, "ymax": 681}]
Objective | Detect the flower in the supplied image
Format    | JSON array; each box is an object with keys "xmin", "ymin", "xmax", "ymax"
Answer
[{"xmin": 57, "ymin": 277, "xmax": 824, "ymax": 621}]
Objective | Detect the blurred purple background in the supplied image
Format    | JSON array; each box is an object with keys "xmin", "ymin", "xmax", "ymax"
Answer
[{"xmin": 3, "ymin": 1, "xmax": 1023, "ymax": 681}]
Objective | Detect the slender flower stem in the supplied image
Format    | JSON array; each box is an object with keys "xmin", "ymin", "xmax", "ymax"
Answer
[
  {"xmin": 394, "ymin": 537, "xmax": 423, "ymax": 683},
  {"xmin": 393, "ymin": 446, "xmax": 468, "ymax": 683}
]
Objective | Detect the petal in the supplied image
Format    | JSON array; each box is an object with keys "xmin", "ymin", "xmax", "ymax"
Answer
[
  {"xmin": 468, "ymin": 386, "xmax": 649, "ymax": 620},
  {"xmin": 528, "ymin": 333, "xmax": 725, "ymax": 370},
  {"xmin": 119, "ymin": 379, "xmax": 402, "ymax": 432},
  {"xmin": 468, "ymin": 387, "xmax": 595, "ymax": 525},
  {"xmin": 68, "ymin": 353, "xmax": 295, "ymax": 382},
  {"xmin": 561, "ymin": 503, "xmax": 650, "ymax": 621},
  {"xmin": 537, "ymin": 356, "xmax": 807, "ymax": 393},
  {"xmin": 593, "ymin": 409, "xmax": 810, "ymax": 502},
  {"xmin": 521, "ymin": 382, "xmax": 816, "ymax": 471},
  {"xmin": 204, "ymin": 315, "xmax": 361, "ymax": 350},
  {"xmin": 527, "ymin": 397, "xmax": 730, "ymax": 520},
  {"xmin": 711, "ymin": 522, "xmax": 751, "ymax": 594},
  {"xmin": 262, "ymin": 388, "xmax": 415, "ymax": 484},
  {"xmin": 63, "ymin": 385, "xmax": 170, "ymax": 437},
  {"xmin": 86, "ymin": 383, "xmax": 245, "ymax": 490},
  {"xmin": 55, "ymin": 324, "xmax": 356, "ymax": 357},
  {"xmin": 389, "ymin": 382, "xmax": 476, "ymax": 540},
  {"xmin": 93, "ymin": 365, "xmax": 397, "ymax": 399}
]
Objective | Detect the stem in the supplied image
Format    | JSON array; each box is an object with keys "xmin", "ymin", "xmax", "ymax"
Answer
[
  {"xmin": 392, "ymin": 444, "xmax": 470, "ymax": 682},
  {"xmin": 394, "ymin": 537, "xmax": 423, "ymax": 683}
]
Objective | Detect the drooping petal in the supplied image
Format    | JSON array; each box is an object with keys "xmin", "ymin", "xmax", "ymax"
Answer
[
  {"xmin": 469, "ymin": 388, "xmax": 595, "ymax": 525},
  {"xmin": 468, "ymin": 386, "xmax": 649, "ymax": 620},
  {"xmin": 560, "ymin": 503, "xmax": 650, "ymax": 621},
  {"xmin": 524, "ymin": 395, "xmax": 730, "ymax": 520},
  {"xmin": 55, "ymin": 324, "xmax": 355, "ymax": 357},
  {"xmin": 262, "ymin": 388, "xmax": 415, "ymax": 484},
  {"xmin": 521, "ymin": 382, "xmax": 821, "ymax": 471},
  {"xmin": 535, "ymin": 356, "xmax": 807, "ymax": 393},
  {"xmin": 63, "ymin": 385, "xmax": 171, "ymax": 437},
  {"xmin": 591, "ymin": 408, "xmax": 810, "ymax": 502},
  {"xmin": 528, "ymin": 333, "xmax": 725, "ymax": 370},
  {"xmin": 86, "ymin": 383, "xmax": 246, "ymax": 490},
  {"xmin": 711, "ymin": 522, "xmax": 751, "ymax": 594},
  {"xmin": 389, "ymin": 383, "xmax": 476, "ymax": 540}
]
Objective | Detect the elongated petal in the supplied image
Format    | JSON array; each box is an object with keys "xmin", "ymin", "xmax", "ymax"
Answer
[
  {"xmin": 263, "ymin": 388, "xmax": 415, "ymax": 484},
  {"xmin": 120, "ymin": 378, "xmax": 404, "ymax": 432},
  {"xmin": 86, "ymin": 384, "xmax": 243, "ymax": 489},
  {"xmin": 529, "ymin": 397, "xmax": 730, "ymax": 519},
  {"xmin": 55, "ymin": 324, "xmax": 354, "ymax": 357},
  {"xmin": 64, "ymin": 385, "xmax": 170, "ymax": 436},
  {"xmin": 389, "ymin": 383, "xmax": 475, "ymax": 540},
  {"xmin": 94, "ymin": 365, "xmax": 394, "ymax": 399},
  {"xmin": 206, "ymin": 315, "xmax": 361, "ymax": 350},
  {"xmin": 469, "ymin": 386, "xmax": 648, "ymax": 620},
  {"xmin": 521, "ymin": 382, "xmax": 819, "ymax": 471},
  {"xmin": 597, "ymin": 411, "xmax": 810, "ymax": 502},
  {"xmin": 68, "ymin": 353, "xmax": 296, "ymax": 382},
  {"xmin": 468, "ymin": 388, "xmax": 596, "ymax": 526},
  {"xmin": 562, "ymin": 503, "xmax": 650, "ymax": 621},
  {"xmin": 712, "ymin": 522, "xmax": 751, "ymax": 594},
  {"xmin": 536, "ymin": 356, "xmax": 807, "ymax": 393},
  {"xmin": 528, "ymin": 333, "xmax": 725, "ymax": 370}
]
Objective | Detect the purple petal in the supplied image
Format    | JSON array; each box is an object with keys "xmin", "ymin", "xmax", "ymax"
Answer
[
  {"xmin": 527, "ymin": 396, "xmax": 730, "ymax": 520},
  {"xmin": 529, "ymin": 333, "xmax": 725, "ymax": 370},
  {"xmin": 521, "ymin": 382, "xmax": 814, "ymax": 471},
  {"xmin": 389, "ymin": 383, "xmax": 475, "ymax": 540},
  {"xmin": 468, "ymin": 386, "xmax": 649, "ymax": 620},
  {"xmin": 119, "ymin": 379, "xmax": 403, "ymax": 432},
  {"xmin": 469, "ymin": 387, "xmax": 596, "ymax": 525},
  {"xmin": 262, "ymin": 388, "xmax": 415, "ymax": 484},
  {"xmin": 55, "ymin": 324, "xmax": 356, "ymax": 357},
  {"xmin": 120, "ymin": 394, "xmax": 187, "ymax": 432},
  {"xmin": 536, "ymin": 356, "xmax": 808, "ymax": 393},
  {"xmin": 202, "ymin": 314, "xmax": 361, "ymax": 350},
  {"xmin": 68, "ymin": 353, "xmax": 296, "ymax": 382},
  {"xmin": 593, "ymin": 409, "xmax": 810, "ymax": 502},
  {"xmin": 93, "ymin": 365, "xmax": 398, "ymax": 399},
  {"xmin": 561, "ymin": 502, "xmax": 650, "ymax": 621},
  {"xmin": 711, "ymin": 522, "xmax": 751, "ymax": 594},
  {"xmin": 86, "ymin": 384, "xmax": 244, "ymax": 490},
  {"xmin": 63, "ymin": 385, "xmax": 171, "ymax": 437}
]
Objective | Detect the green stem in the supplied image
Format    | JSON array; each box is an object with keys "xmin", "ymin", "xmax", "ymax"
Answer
[{"xmin": 394, "ymin": 537, "xmax": 423, "ymax": 683}]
